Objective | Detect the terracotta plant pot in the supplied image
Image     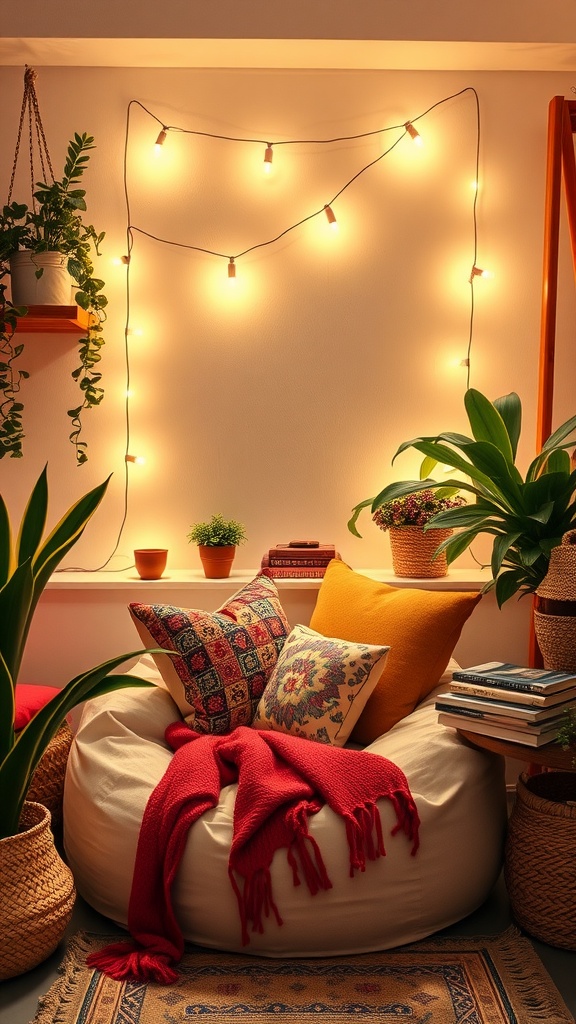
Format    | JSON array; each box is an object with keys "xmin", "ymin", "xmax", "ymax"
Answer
[
  {"xmin": 134, "ymin": 548, "xmax": 168, "ymax": 580},
  {"xmin": 0, "ymin": 801, "xmax": 76, "ymax": 980},
  {"xmin": 389, "ymin": 526, "xmax": 453, "ymax": 578},
  {"xmin": 198, "ymin": 545, "xmax": 236, "ymax": 579}
]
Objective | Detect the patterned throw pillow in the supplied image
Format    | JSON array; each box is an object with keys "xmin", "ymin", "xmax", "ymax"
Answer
[
  {"xmin": 251, "ymin": 623, "xmax": 389, "ymax": 746},
  {"xmin": 129, "ymin": 574, "xmax": 291, "ymax": 734}
]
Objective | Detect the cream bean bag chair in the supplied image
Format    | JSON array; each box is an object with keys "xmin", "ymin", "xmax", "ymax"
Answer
[{"xmin": 64, "ymin": 654, "xmax": 507, "ymax": 956}]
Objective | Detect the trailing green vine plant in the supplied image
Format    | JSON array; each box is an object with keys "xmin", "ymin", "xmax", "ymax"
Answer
[{"xmin": 0, "ymin": 133, "xmax": 107, "ymax": 464}]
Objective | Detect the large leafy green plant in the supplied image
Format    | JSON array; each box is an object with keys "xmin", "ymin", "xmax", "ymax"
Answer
[
  {"xmin": 0, "ymin": 467, "xmax": 157, "ymax": 839},
  {"xmin": 0, "ymin": 133, "xmax": 107, "ymax": 464},
  {"xmin": 348, "ymin": 389, "xmax": 576, "ymax": 607}
]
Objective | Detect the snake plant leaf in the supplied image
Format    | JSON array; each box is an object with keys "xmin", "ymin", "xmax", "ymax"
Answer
[
  {"xmin": 0, "ymin": 558, "xmax": 34, "ymax": 686},
  {"xmin": 15, "ymin": 463, "xmax": 48, "ymax": 567},
  {"xmin": 465, "ymin": 389, "xmax": 515, "ymax": 464},
  {"xmin": 0, "ymin": 654, "xmax": 14, "ymax": 765},
  {"xmin": 0, "ymin": 495, "xmax": 10, "ymax": 588},
  {"xmin": 32, "ymin": 474, "xmax": 111, "ymax": 590},
  {"xmin": 0, "ymin": 654, "xmax": 161, "ymax": 840}
]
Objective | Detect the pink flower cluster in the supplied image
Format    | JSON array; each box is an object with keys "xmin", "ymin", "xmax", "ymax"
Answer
[{"xmin": 372, "ymin": 489, "xmax": 466, "ymax": 532}]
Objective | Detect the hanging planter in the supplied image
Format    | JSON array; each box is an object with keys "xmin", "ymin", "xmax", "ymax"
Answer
[
  {"xmin": 0, "ymin": 67, "xmax": 107, "ymax": 464},
  {"xmin": 9, "ymin": 250, "xmax": 74, "ymax": 306},
  {"xmin": 0, "ymin": 801, "xmax": 76, "ymax": 980}
]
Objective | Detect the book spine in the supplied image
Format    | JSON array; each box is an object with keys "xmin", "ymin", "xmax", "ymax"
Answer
[
  {"xmin": 268, "ymin": 548, "xmax": 337, "ymax": 560},
  {"xmin": 260, "ymin": 566, "xmax": 326, "ymax": 578},
  {"xmin": 451, "ymin": 671, "xmax": 548, "ymax": 694},
  {"xmin": 448, "ymin": 681, "xmax": 549, "ymax": 705},
  {"xmin": 268, "ymin": 557, "xmax": 334, "ymax": 567},
  {"xmin": 434, "ymin": 703, "xmax": 550, "ymax": 730}
]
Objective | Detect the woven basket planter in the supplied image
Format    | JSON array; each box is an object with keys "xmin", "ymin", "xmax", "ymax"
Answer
[
  {"xmin": 534, "ymin": 529, "xmax": 576, "ymax": 673},
  {"xmin": 0, "ymin": 801, "xmax": 76, "ymax": 980},
  {"xmin": 389, "ymin": 526, "xmax": 452, "ymax": 578},
  {"xmin": 25, "ymin": 721, "xmax": 74, "ymax": 830},
  {"xmin": 504, "ymin": 771, "xmax": 576, "ymax": 950}
]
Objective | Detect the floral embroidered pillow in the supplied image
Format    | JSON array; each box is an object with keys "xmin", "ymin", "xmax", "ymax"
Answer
[
  {"xmin": 251, "ymin": 623, "xmax": 389, "ymax": 746},
  {"xmin": 129, "ymin": 574, "xmax": 291, "ymax": 734}
]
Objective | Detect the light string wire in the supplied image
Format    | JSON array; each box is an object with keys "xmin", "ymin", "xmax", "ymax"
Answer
[{"xmin": 63, "ymin": 85, "xmax": 483, "ymax": 571}]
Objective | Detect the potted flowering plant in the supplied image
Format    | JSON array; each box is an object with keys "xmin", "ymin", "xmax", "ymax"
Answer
[{"xmin": 371, "ymin": 489, "xmax": 466, "ymax": 578}]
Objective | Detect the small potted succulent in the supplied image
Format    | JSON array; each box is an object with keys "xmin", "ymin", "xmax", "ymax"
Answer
[
  {"xmin": 371, "ymin": 489, "xmax": 466, "ymax": 578},
  {"xmin": 187, "ymin": 514, "xmax": 247, "ymax": 578}
]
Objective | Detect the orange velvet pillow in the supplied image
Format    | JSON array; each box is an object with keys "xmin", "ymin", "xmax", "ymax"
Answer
[{"xmin": 309, "ymin": 560, "xmax": 481, "ymax": 744}]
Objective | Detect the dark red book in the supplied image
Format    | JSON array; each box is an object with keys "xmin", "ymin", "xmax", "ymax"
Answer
[
  {"xmin": 260, "ymin": 565, "xmax": 327, "ymax": 579},
  {"xmin": 262, "ymin": 553, "xmax": 339, "ymax": 568},
  {"xmin": 268, "ymin": 543, "xmax": 337, "ymax": 560}
]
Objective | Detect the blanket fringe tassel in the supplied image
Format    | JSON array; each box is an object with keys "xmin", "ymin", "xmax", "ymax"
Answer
[{"xmin": 86, "ymin": 940, "xmax": 179, "ymax": 984}]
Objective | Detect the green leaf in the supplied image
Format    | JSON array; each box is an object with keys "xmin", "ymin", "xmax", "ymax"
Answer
[
  {"xmin": 464, "ymin": 389, "xmax": 515, "ymax": 464},
  {"xmin": 493, "ymin": 392, "xmax": 522, "ymax": 461},
  {"xmin": 491, "ymin": 531, "xmax": 523, "ymax": 576},
  {"xmin": 0, "ymin": 559, "xmax": 34, "ymax": 683},
  {"xmin": 347, "ymin": 497, "xmax": 377, "ymax": 537},
  {"xmin": 495, "ymin": 569, "xmax": 527, "ymax": 608},
  {"xmin": 0, "ymin": 495, "xmax": 11, "ymax": 588},
  {"xmin": 0, "ymin": 652, "xmax": 160, "ymax": 839},
  {"xmin": 0, "ymin": 652, "xmax": 15, "ymax": 764},
  {"xmin": 15, "ymin": 464, "xmax": 48, "ymax": 566}
]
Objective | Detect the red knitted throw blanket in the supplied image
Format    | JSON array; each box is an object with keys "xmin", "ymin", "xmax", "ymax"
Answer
[{"xmin": 87, "ymin": 723, "xmax": 420, "ymax": 984}]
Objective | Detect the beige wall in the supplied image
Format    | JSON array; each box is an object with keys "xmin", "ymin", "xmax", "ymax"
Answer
[{"xmin": 1, "ymin": 59, "xmax": 575, "ymax": 670}]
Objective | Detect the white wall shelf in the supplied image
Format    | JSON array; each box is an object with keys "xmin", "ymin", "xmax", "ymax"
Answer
[{"xmin": 47, "ymin": 567, "xmax": 489, "ymax": 592}]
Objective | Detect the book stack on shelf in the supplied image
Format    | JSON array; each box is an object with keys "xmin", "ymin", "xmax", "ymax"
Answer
[
  {"xmin": 435, "ymin": 661, "xmax": 576, "ymax": 748},
  {"xmin": 260, "ymin": 541, "xmax": 340, "ymax": 578}
]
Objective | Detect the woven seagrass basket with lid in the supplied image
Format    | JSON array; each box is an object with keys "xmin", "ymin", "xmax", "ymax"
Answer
[{"xmin": 534, "ymin": 528, "xmax": 576, "ymax": 672}]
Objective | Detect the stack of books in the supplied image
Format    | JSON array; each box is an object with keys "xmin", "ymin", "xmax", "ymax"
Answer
[
  {"xmin": 435, "ymin": 661, "xmax": 576, "ymax": 747},
  {"xmin": 260, "ymin": 542, "xmax": 339, "ymax": 578}
]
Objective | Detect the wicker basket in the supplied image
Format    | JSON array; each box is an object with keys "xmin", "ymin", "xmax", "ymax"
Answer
[
  {"xmin": 504, "ymin": 771, "xmax": 576, "ymax": 950},
  {"xmin": 389, "ymin": 526, "xmax": 452, "ymax": 578},
  {"xmin": 534, "ymin": 528, "xmax": 576, "ymax": 672},
  {"xmin": 0, "ymin": 801, "xmax": 76, "ymax": 980},
  {"xmin": 26, "ymin": 721, "xmax": 74, "ymax": 829}
]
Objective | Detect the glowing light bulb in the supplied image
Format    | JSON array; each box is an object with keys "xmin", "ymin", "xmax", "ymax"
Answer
[
  {"xmin": 263, "ymin": 144, "xmax": 273, "ymax": 173},
  {"xmin": 404, "ymin": 122, "xmax": 423, "ymax": 147},
  {"xmin": 154, "ymin": 128, "xmax": 167, "ymax": 154},
  {"xmin": 228, "ymin": 258, "xmax": 237, "ymax": 283},
  {"xmin": 125, "ymin": 454, "xmax": 145, "ymax": 465},
  {"xmin": 469, "ymin": 265, "xmax": 492, "ymax": 282},
  {"xmin": 324, "ymin": 205, "xmax": 338, "ymax": 231}
]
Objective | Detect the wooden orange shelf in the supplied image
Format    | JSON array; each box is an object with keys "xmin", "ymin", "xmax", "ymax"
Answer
[{"xmin": 14, "ymin": 305, "xmax": 95, "ymax": 333}]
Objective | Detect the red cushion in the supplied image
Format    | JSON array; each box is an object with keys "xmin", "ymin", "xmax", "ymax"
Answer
[{"xmin": 15, "ymin": 683, "xmax": 61, "ymax": 731}]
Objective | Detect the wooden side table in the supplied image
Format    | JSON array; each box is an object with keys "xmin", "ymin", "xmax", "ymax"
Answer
[{"xmin": 457, "ymin": 729, "xmax": 576, "ymax": 772}]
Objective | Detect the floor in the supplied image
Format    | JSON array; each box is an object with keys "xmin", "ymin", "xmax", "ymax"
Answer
[{"xmin": 1, "ymin": 870, "xmax": 574, "ymax": 1023}]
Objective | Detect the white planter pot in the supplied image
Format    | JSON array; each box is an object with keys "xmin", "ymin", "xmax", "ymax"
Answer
[{"xmin": 9, "ymin": 250, "xmax": 74, "ymax": 306}]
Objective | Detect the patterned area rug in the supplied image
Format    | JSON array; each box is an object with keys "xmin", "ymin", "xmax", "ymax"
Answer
[{"xmin": 33, "ymin": 927, "xmax": 573, "ymax": 1023}]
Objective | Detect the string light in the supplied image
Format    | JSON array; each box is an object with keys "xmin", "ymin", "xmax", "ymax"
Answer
[
  {"xmin": 469, "ymin": 265, "xmax": 491, "ymax": 282},
  {"xmin": 324, "ymin": 204, "xmax": 338, "ymax": 230},
  {"xmin": 404, "ymin": 121, "xmax": 423, "ymax": 147},
  {"xmin": 154, "ymin": 128, "xmax": 167, "ymax": 153},
  {"xmin": 263, "ymin": 144, "xmax": 273, "ymax": 173},
  {"xmin": 228, "ymin": 257, "xmax": 237, "ymax": 282},
  {"xmin": 125, "ymin": 454, "xmax": 145, "ymax": 465}
]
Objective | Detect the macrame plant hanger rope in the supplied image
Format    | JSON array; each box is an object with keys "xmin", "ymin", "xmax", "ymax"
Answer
[{"xmin": 7, "ymin": 66, "xmax": 55, "ymax": 209}]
